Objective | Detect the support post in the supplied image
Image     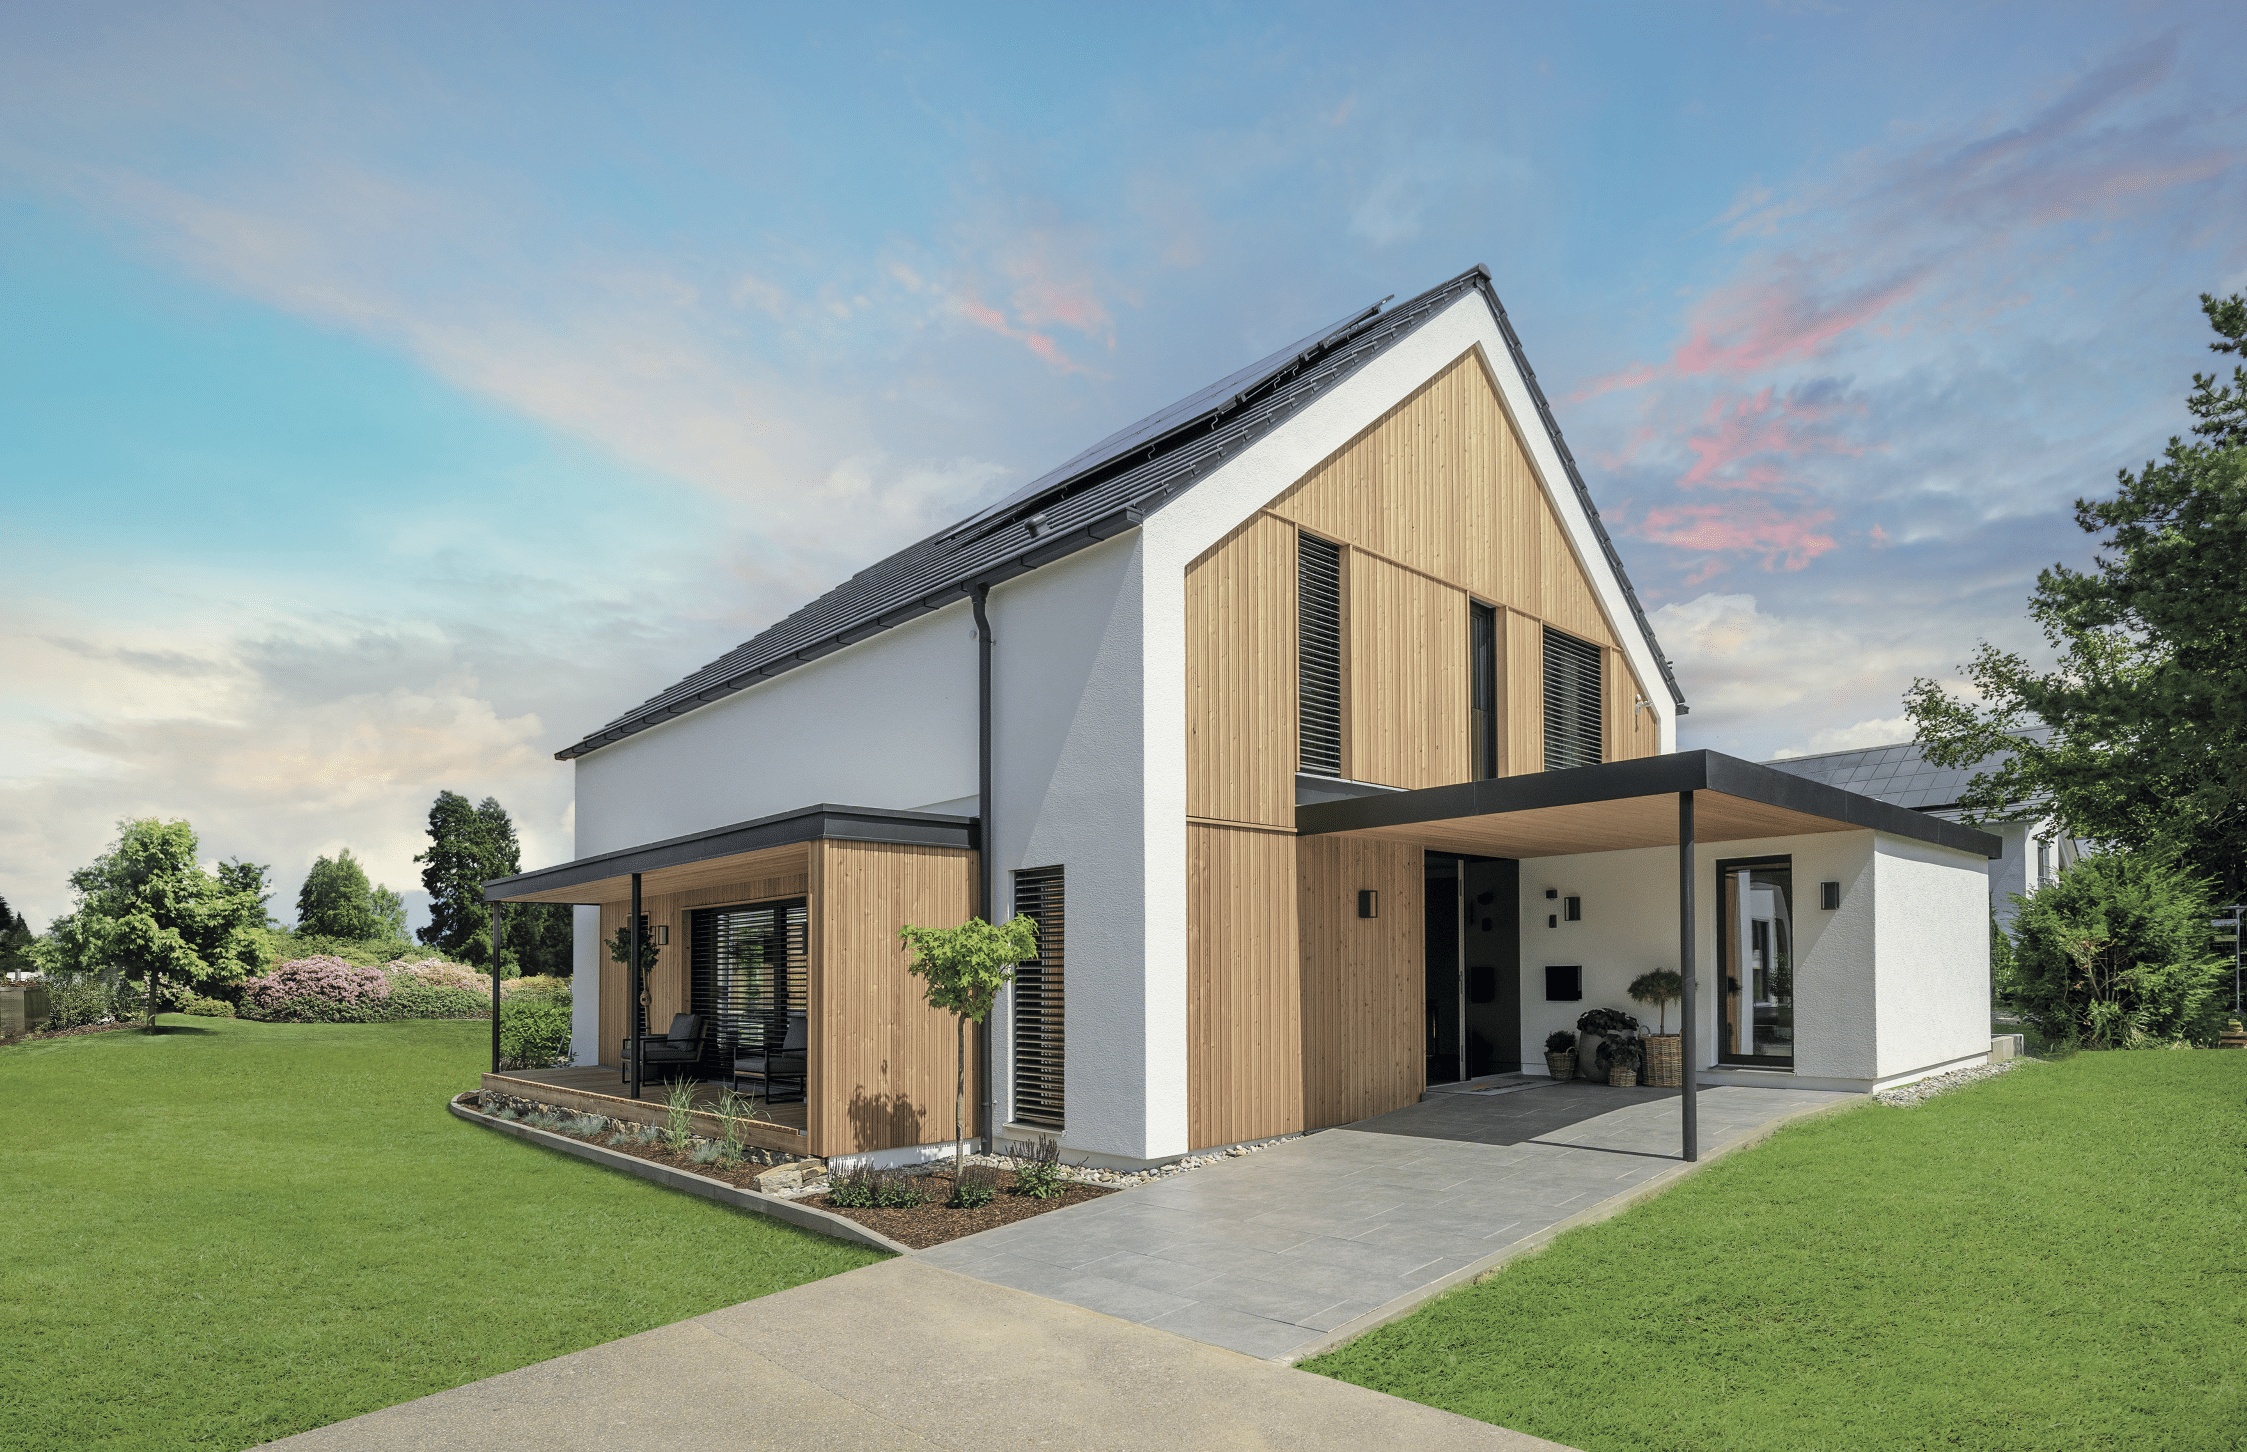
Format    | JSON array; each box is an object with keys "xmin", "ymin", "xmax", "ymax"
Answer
[
  {"xmin": 629, "ymin": 871, "xmax": 644, "ymax": 1102},
  {"xmin": 972, "ymin": 583, "xmax": 996, "ymax": 1154},
  {"xmin": 489, "ymin": 903, "xmax": 502, "ymax": 1074},
  {"xmin": 1678, "ymin": 790, "xmax": 1698, "ymax": 1163}
]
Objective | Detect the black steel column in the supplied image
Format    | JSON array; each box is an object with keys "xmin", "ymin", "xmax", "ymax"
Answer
[
  {"xmin": 1679, "ymin": 790, "xmax": 1698, "ymax": 1163},
  {"xmin": 629, "ymin": 870, "xmax": 644, "ymax": 1101},
  {"xmin": 489, "ymin": 903, "xmax": 502, "ymax": 1074}
]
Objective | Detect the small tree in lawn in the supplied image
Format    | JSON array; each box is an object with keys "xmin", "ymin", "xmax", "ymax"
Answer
[
  {"xmin": 1628, "ymin": 970, "xmax": 1683, "ymax": 1034},
  {"xmin": 898, "ymin": 915, "xmax": 1038, "ymax": 1183}
]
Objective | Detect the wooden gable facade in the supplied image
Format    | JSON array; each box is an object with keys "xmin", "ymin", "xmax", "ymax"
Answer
[{"xmin": 1183, "ymin": 348, "xmax": 1662, "ymax": 1150}]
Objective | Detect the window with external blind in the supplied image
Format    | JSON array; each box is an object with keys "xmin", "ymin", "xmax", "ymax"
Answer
[
  {"xmin": 690, "ymin": 900, "xmax": 808, "ymax": 1080},
  {"xmin": 1298, "ymin": 532, "xmax": 1344, "ymax": 777},
  {"xmin": 1010, "ymin": 866, "xmax": 1065, "ymax": 1131},
  {"xmin": 1542, "ymin": 627, "xmax": 1603, "ymax": 771},
  {"xmin": 1471, "ymin": 602, "xmax": 1498, "ymax": 779}
]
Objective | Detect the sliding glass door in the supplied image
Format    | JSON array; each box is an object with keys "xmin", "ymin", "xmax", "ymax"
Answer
[{"xmin": 1716, "ymin": 858, "xmax": 1794, "ymax": 1067}]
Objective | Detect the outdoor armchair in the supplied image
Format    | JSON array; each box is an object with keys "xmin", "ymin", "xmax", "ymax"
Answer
[
  {"xmin": 620, "ymin": 1012, "xmax": 706, "ymax": 1088},
  {"xmin": 733, "ymin": 1012, "xmax": 806, "ymax": 1103}
]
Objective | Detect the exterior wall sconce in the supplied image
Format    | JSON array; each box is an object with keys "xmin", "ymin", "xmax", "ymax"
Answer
[
  {"xmin": 1357, "ymin": 890, "xmax": 1378, "ymax": 919},
  {"xmin": 1564, "ymin": 896, "xmax": 1582, "ymax": 922},
  {"xmin": 1548, "ymin": 914, "xmax": 1558, "ymax": 928},
  {"xmin": 1545, "ymin": 888, "xmax": 1558, "ymax": 899},
  {"xmin": 649, "ymin": 923, "xmax": 670, "ymax": 945},
  {"xmin": 1820, "ymin": 882, "xmax": 1841, "ymax": 911}
]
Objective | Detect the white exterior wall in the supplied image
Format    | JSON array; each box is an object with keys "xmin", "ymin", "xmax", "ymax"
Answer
[
  {"xmin": 571, "ymin": 601, "xmax": 979, "ymax": 857},
  {"xmin": 569, "ymin": 903, "xmax": 601, "ymax": 1067},
  {"xmin": 1515, "ymin": 827, "xmax": 1985, "ymax": 1094},
  {"xmin": 1872, "ymin": 831, "xmax": 1993, "ymax": 1082}
]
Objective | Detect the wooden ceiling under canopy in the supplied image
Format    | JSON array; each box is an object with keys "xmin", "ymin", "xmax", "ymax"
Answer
[
  {"xmin": 1295, "ymin": 750, "xmax": 2002, "ymax": 860},
  {"xmin": 493, "ymin": 842, "xmax": 810, "ymax": 906}
]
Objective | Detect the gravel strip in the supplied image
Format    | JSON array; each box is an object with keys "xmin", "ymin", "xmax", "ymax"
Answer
[{"xmin": 1874, "ymin": 1057, "xmax": 2035, "ymax": 1107}]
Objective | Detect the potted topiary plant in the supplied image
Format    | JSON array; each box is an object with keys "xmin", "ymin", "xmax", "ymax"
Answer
[
  {"xmin": 1542, "ymin": 1029, "xmax": 1577, "ymax": 1082},
  {"xmin": 1628, "ymin": 970, "xmax": 1683, "ymax": 1087},
  {"xmin": 1575, "ymin": 1007, "xmax": 1640, "ymax": 1082},
  {"xmin": 1606, "ymin": 1033, "xmax": 1645, "ymax": 1088}
]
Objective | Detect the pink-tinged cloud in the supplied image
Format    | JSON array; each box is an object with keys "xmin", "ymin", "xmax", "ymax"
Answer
[
  {"xmin": 1677, "ymin": 386, "xmax": 1863, "ymax": 491},
  {"xmin": 1671, "ymin": 266, "xmax": 1924, "ymax": 377},
  {"xmin": 1567, "ymin": 361, "xmax": 1657, "ymax": 403},
  {"xmin": 1637, "ymin": 500, "xmax": 1838, "ymax": 572},
  {"xmin": 952, "ymin": 289, "xmax": 1089, "ymax": 375}
]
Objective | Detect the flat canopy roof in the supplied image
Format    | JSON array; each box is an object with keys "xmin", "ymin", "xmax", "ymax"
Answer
[
  {"xmin": 1296, "ymin": 750, "xmax": 2002, "ymax": 859},
  {"xmin": 482, "ymin": 804, "xmax": 977, "ymax": 906}
]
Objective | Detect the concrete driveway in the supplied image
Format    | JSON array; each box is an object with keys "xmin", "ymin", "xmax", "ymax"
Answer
[{"xmin": 920, "ymin": 1080, "xmax": 1855, "ymax": 1361}]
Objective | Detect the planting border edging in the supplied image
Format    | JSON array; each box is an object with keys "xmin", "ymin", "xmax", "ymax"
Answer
[
  {"xmin": 1281, "ymin": 1091, "xmax": 1870, "ymax": 1365},
  {"xmin": 447, "ymin": 1095, "xmax": 912, "ymax": 1255}
]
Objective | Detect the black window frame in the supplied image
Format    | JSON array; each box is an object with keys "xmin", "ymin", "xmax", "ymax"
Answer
[
  {"xmin": 1298, "ymin": 532, "xmax": 1344, "ymax": 778},
  {"xmin": 1541, "ymin": 626, "xmax": 1603, "ymax": 772},
  {"xmin": 1010, "ymin": 866, "xmax": 1066, "ymax": 1131}
]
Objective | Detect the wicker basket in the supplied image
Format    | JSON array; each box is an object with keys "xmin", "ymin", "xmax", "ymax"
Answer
[
  {"xmin": 1608, "ymin": 1066, "xmax": 1639, "ymax": 1088},
  {"xmin": 1642, "ymin": 1034, "xmax": 1683, "ymax": 1087},
  {"xmin": 1543, "ymin": 1051, "xmax": 1576, "ymax": 1082}
]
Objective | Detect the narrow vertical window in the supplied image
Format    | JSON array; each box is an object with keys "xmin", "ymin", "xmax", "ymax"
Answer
[
  {"xmin": 1298, "ymin": 533, "xmax": 1344, "ymax": 778},
  {"xmin": 1471, "ymin": 602, "xmax": 1498, "ymax": 779},
  {"xmin": 1542, "ymin": 626, "xmax": 1603, "ymax": 771},
  {"xmin": 1011, "ymin": 866, "xmax": 1065, "ymax": 1130}
]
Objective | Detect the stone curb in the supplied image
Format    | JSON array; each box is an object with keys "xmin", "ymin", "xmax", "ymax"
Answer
[
  {"xmin": 447, "ymin": 1095, "xmax": 914, "ymax": 1255},
  {"xmin": 1278, "ymin": 1091, "xmax": 1869, "ymax": 1365}
]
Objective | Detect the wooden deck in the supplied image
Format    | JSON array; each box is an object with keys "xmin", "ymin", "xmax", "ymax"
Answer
[{"xmin": 482, "ymin": 1065, "xmax": 810, "ymax": 1156}]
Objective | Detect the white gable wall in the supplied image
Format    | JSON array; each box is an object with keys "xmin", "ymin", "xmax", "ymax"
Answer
[{"xmin": 1872, "ymin": 831, "xmax": 1993, "ymax": 1082}]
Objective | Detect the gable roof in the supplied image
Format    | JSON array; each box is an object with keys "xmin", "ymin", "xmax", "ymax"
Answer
[{"xmin": 560, "ymin": 265, "xmax": 1686, "ymax": 761}]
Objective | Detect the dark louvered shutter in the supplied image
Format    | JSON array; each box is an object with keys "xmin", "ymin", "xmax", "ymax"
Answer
[
  {"xmin": 1542, "ymin": 627, "xmax": 1603, "ymax": 772},
  {"xmin": 1011, "ymin": 867, "xmax": 1065, "ymax": 1131},
  {"xmin": 1298, "ymin": 533, "xmax": 1344, "ymax": 777},
  {"xmin": 690, "ymin": 899, "xmax": 808, "ymax": 1079}
]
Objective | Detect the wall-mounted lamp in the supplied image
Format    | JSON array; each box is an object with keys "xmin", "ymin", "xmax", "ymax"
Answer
[
  {"xmin": 1548, "ymin": 914, "xmax": 1558, "ymax": 929},
  {"xmin": 1820, "ymin": 881, "xmax": 1841, "ymax": 911},
  {"xmin": 646, "ymin": 923, "xmax": 670, "ymax": 946},
  {"xmin": 1564, "ymin": 896, "xmax": 1582, "ymax": 922},
  {"xmin": 1357, "ymin": 890, "xmax": 1379, "ymax": 919},
  {"xmin": 1545, "ymin": 888, "xmax": 1558, "ymax": 900}
]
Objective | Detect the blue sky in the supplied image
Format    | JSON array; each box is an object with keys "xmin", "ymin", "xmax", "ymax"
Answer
[{"xmin": 3, "ymin": 1, "xmax": 2243, "ymax": 930}]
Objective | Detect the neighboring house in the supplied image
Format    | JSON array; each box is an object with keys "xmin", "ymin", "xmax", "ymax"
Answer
[
  {"xmin": 1761, "ymin": 741, "xmax": 2082, "ymax": 931},
  {"xmin": 484, "ymin": 266, "xmax": 2000, "ymax": 1171}
]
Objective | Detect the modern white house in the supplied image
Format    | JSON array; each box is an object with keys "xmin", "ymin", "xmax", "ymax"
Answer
[
  {"xmin": 1762, "ymin": 741, "xmax": 2083, "ymax": 931},
  {"xmin": 482, "ymin": 266, "xmax": 2001, "ymax": 1171}
]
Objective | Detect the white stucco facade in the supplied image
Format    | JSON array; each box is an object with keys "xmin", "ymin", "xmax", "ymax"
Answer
[{"xmin": 1517, "ymin": 828, "xmax": 1989, "ymax": 1094}]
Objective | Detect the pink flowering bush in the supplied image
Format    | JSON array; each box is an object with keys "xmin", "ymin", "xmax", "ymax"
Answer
[
  {"xmin": 240, "ymin": 956, "xmax": 394, "ymax": 1022},
  {"xmin": 385, "ymin": 958, "xmax": 494, "ymax": 997}
]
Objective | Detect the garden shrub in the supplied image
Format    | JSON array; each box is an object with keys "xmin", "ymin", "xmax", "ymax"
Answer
[
  {"xmin": 240, "ymin": 957, "xmax": 392, "ymax": 1022},
  {"xmin": 385, "ymin": 959, "xmax": 493, "ymax": 996},
  {"xmin": 948, "ymin": 1164, "xmax": 1000, "ymax": 1209},
  {"xmin": 1010, "ymin": 1136, "xmax": 1065, "ymax": 1199},
  {"xmin": 872, "ymin": 1170, "xmax": 930, "ymax": 1208},
  {"xmin": 498, "ymin": 997, "xmax": 572, "ymax": 1070},
  {"xmin": 2007, "ymin": 850, "xmax": 2229, "ymax": 1048},
  {"xmin": 826, "ymin": 1166, "xmax": 879, "ymax": 1208},
  {"xmin": 182, "ymin": 997, "xmax": 235, "ymax": 1018},
  {"xmin": 43, "ymin": 979, "xmax": 114, "ymax": 1029},
  {"xmin": 386, "ymin": 984, "xmax": 491, "ymax": 1020},
  {"xmin": 502, "ymin": 974, "xmax": 573, "ymax": 1003}
]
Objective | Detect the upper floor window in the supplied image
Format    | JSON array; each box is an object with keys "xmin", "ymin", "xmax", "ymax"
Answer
[
  {"xmin": 1471, "ymin": 602, "xmax": 1498, "ymax": 779},
  {"xmin": 1298, "ymin": 532, "xmax": 1344, "ymax": 778},
  {"xmin": 1542, "ymin": 626, "xmax": 1602, "ymax": 771}
]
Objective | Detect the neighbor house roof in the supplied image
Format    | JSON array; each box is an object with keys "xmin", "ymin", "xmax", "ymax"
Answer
[
  {"xmin": 1759, "ymin": 740, "xmax": 2027, "ymax": 815},
  {"xmin": 559, "ymin": 265, "xmax": 1686, "ymax": 761}
]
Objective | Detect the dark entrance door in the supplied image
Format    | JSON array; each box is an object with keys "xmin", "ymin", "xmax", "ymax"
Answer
[{"xmin": 1425, "ymin": 852, "xmax": 1520, "ymax": 1084}]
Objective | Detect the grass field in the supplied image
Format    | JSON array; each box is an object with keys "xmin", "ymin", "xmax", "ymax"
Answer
[
  {"xmin": 0, "ymin": 1016, "xmax": 882, "ymax": 1450},
  {"xmin": 1305, "ymin": 1051, "xmax": 2247, "ymax": 1452}
]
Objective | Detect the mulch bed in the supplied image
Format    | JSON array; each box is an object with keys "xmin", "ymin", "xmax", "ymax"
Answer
[
  {"xmin": 807, "ymin": 1170, "xmax": 1116, "ymax": 1249},
  {"xmin": 8, "ymin": 1022, "xmax": 142, "ymax": 1044}
]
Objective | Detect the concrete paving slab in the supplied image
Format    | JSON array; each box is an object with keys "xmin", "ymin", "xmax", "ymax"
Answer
[
  {"xmin": 925, "ymin": 1083, "xmax": 1857, "ymax": 1362},
  {"xmin": 261, "ymin": 1259, "xmax": 1561, "ymax": 1451}
]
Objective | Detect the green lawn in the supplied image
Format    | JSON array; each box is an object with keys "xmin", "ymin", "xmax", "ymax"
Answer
[
  {"xmin": 0, "ymin": 1016, "xmax": 882, "ymax": 1450},
  {"xmin": 1306, "ymin": 1052, "xmax": 2247, "ymax": 1452}
]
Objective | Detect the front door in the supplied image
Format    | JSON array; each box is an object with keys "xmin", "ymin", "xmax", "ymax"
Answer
[
  {"xmin": 1425, "ymin": 852, "xmax": 1521, "ymax": 1084},
  {"xmin": 1717, "ymin": 858, "xmax": 1794, "ymax": 1067}
]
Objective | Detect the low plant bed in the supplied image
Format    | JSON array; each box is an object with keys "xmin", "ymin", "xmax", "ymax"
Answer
[
  {"xmin": 806, "ymin": 1168, "xmax": 1115, "ymax": 1249},
  {"xmin": 8, "ymin": 1021, "xmax": 144, "ymax": 1044},
  {"xmin": 469, "ymin": 1092, "xmax": 811, "ymax": 1183}
]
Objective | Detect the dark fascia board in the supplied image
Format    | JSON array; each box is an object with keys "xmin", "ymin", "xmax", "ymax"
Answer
[
  {"xmin": 481, "ymin": 803, "xmax": 978, "ymax": 904},
  {"xmin": 1295, "ymin": 750, "xmax": 2002, "ymax": 859}
]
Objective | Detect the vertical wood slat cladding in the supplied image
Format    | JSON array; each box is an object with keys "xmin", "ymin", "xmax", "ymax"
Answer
[
  {"xmin": 1266, "ymin": 350, "xmax": 1618, "ymax": 652},
  {"xmin": 1346, "ymin": 551, "xmax": 1470, "ymax": 790},
  {"xmin": 595, "ymin": 863, "xmax": 810, "ymax": 1067},
  {"xmin": 807, "ymin": 839, "xmax": 979, "ymax": 1158},
  {"xmin": 1297, "ymin": 836, "xmax": 1426, "ymax": 1128},
  {"xmin": 1186, "ymin": 823, "xmax": 1303, "ymax": 1150},
  {"xmin": 1185, "ymin": 514, "xmax": 1299, "ymax": 828},
  {"xmin": 1504, "ymin": 608, "xmax": 1545, "ymax": 777}
]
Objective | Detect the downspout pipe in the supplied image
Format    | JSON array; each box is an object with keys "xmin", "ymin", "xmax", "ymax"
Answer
[{"xmin": 973, "ymin": 584, "xmax": 996, "ymax": 1153}]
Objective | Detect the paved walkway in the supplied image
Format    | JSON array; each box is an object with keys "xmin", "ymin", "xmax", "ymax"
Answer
[
  {"xmin": 920, "ymin": 1082, "xmax": 1855, "ymax": 1361},
  {"xmin": 264, "ymin": 1258, "xmax": 1564, "ymax": 1451}
]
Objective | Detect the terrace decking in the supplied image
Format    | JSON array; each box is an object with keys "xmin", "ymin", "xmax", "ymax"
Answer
[{"xmin": 481, "ymin": 1065, "xmax": 810, "ymax": 1156}]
